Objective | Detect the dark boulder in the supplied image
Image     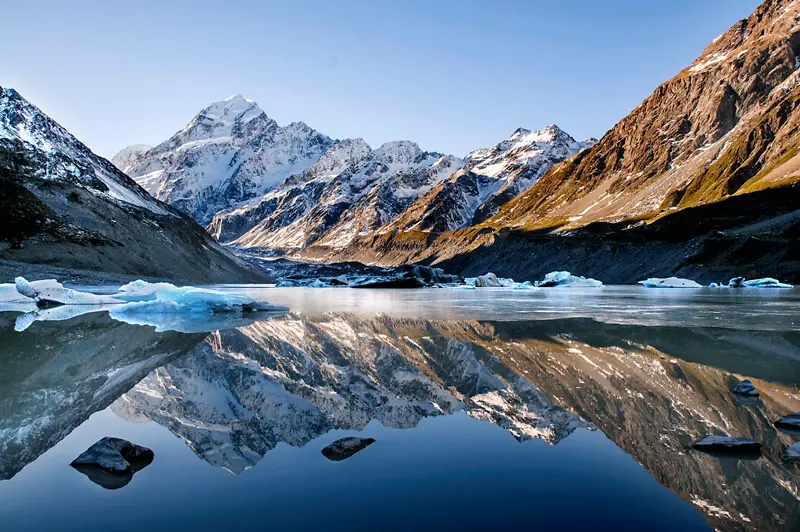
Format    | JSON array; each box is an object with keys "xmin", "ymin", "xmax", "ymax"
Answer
[
  {"xmin": 321, "ymin": 437, "xmax": 375, "ymax": 461},
  {"xmin": 70, "ymin": 437, "xmax": 154, "ymax": 489}
]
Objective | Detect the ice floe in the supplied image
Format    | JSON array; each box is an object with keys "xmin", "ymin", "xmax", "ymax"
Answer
[
  {"xmin": 709, "ymin": 277, "xmax": 793, "ymax": 288},
  {"xmin": 639, "ymin": 277, "xmax": 703, "ymax": 289},
  {"xmin": 14, "ymin": 277, "xmax": 122, "ymax": 305},
  {"xmin": 0, "ymin": 283, "xmax": 32, "ymax": 303},
  {"xmin": 5, "ymin": 278, "xmax": 288, "ymax": 333},
  {"xmin": 462, "ymin": 270, "xmax": 603, "ymax": 289},
  {"xmin": 535, "ymin": 271, "xmax": 603, "ymax": 288},
  {"xmin": 470, "ymin": 273, "xmax": 515, "ymax": 288},
  {"xmin": 108, "ymin": 283, "xmax": 286, "ymax": 314}
]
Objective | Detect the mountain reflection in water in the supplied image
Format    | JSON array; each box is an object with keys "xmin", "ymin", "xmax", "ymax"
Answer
[{"xmin": 1, "ymin": 309, "xmax": 799, "ymax": 531}]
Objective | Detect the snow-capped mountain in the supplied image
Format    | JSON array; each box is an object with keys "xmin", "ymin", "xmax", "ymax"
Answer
[
  {"xmin": 116, "ymin": 96, "xmax": 590, "ymax": 253},
  {"xmin": 120, "ymin": 95, "xmax": 335, "ymax": 224},
  {"xmin": 111, "ymin": 143, "xmax": 151, "ymax": 173},
  {"xmin": 385, "ymin": 125, "xmax": 595, "ymax": 233},
  {"xmin": 208, "ymin": 139, "xmax": 463, "ymax": 249},
  {"xmin": 0, "ymin": 86, "xmax": 263, "ymax": 282},
  {"xmin": 1, "ymin": 87, "xmax": 167, "ymax": 214}
]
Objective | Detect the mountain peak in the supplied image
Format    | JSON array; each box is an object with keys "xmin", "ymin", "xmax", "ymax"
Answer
[
  {"xmin": 197, "ymin": 95, "xmax": 264, "ymax": 123},
  {"xmin": 374, "ymin": 140, "xmax": 424, "ymax": 164},
  {"xmin": 224, "ymin": 94, "xmax": 254, "ymax": 103},
  {"xmin": 508, "ymin": 124, "xmax": 568, "ymax": 144}
]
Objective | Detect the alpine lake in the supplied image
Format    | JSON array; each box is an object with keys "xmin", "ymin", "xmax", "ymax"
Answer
[{"xmin": 1, "ymin": 286, "xmax": 799, "ymax": 531}]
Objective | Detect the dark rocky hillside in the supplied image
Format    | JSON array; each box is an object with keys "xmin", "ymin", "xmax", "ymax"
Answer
[{"xmin": 0, "ymin": 88, "xmax": 265, "ymax": 283}]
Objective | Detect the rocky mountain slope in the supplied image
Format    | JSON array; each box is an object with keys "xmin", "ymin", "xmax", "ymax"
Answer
[
  {"xmin": 116, "ymin": 99, "xmax": 589, "ymax": 254},
  {"xmin": 210, "ymin": 140, "xmax": 463, "ymax": 249},
  {"xmin": 0, "ymin": 87, "xmax": 265, "ymax": 282},
  {"xmin": 383, "ymin": 125, "xmax": 594, "ymax": 233},
  {"xmin": 118, "ymin": 95, "xmax": 335, "ymax": 225},
  {"xmin": 330, "ymin": 0, "xmax": 800, "ymax": 282},
  {"xmin": 110, "ymin": 143, "xmax": 151, "ymax": 173},
  {"xmin": 492, "ymin": 0, "xmax": 800, "ymax": 230}
]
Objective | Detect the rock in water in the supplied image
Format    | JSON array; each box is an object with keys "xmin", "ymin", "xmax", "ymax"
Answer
[
  {"xmin": 321, "ymin": 437, "xmax": 375, "ymax": 461},
  {"xmin": 774, "ymin": 413, "xmax": 800, "ymax": 432},
  {"xmin": 732, "ymin": 379, "xmax": 759, "ymax": 397},
  {"xmin": 690, "ymin": 435, "xmax": 762, "ymax": 455},
  {"xmin": 785, "ymin": 442, "xmax": 800, "ymax": 462},
  {"xmin": 71, "ymin": 437, "xmax": 154, "ymax": 475}
]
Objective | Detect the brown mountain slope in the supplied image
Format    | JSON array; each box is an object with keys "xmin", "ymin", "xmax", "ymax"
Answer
[
  {"xmin": 492, "ymin": 0, "xmax": 800, "ymax": 230},
  {"xmin": 316, "ymin": 0, "xmax": 800, "ymax": 282}
]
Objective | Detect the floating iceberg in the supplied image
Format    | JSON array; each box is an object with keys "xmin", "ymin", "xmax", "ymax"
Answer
[
  {"xmin": 512, "ymin": 281, "xmax": 535, "ymax": 289},
  {"xmin": 8, "ymin": 278, "xmax": 288, "ymax": 333},
  {"xmin": 14, "ymin": 277, "xmax": 122, "ymax": 305},
  {"xmin": 472, "ymin": 273, "xmax": 515, "ymax": 288},
  {"xmin": 109, "ymin": 282, "xmax": 288, "ymax": 332},
  {"xmin": 535, "ymin": 271, "xmax": 603, "ymax": 288},
  {"xmin": 742, "ymin": 278, "xmax": 792, "ymax": 288},
  {"xmin": 1, "ymin": 283, "xmax": 32, "ymax": 303},
  {"xmin": 0, "ymin": 283, "xmax": 37, "ymax": 313},
  {"xmin": 110, "ymin": 281, "xmax": 287, "ymax": 314},
  {"xmin": 638, "ymin": 277, "xmax": 702, "ymax": 289},
  {"xmin": 708, "ymin": 277, "xmax": 793, "ymax": 288}
]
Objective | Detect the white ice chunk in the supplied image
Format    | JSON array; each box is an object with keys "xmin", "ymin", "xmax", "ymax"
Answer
[
  {"xmin": 109, "ymin": 281, "xmax": 287, "ymax": 315},
  {"xmin": 474, "ymin": 273, "xmax": 515, "ymax": 287},
  {"xmin": 1, "ymin": 283, "xmax": 33, "ymax": 303},
  {"xmin": 638, "ymin": 277, "xmax": 702, "ymax": 288},
  {"xmin": 536, "ymin": 271, "xmax": 603, "ymax": 288},
  {"xmin": 741, "ymin": 278, "xmax": 793, "ymax": 288},
  {"xmin": 710, "ymin": 277, "xmax": 792, "ymax": 288},
  {"xmin": 14, "ymin": 277, "xmax": 123, "ymax": 305}
]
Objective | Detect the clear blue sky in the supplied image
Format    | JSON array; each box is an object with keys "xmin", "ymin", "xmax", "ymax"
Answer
[{"xmin": 2, "ymin": 0, "xmax": 761, "ymax": 159}]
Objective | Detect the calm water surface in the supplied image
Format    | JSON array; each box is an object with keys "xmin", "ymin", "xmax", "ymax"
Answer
[{"xmin": 1, "ymin": 287, "xmax": 799, "ymax": 531}]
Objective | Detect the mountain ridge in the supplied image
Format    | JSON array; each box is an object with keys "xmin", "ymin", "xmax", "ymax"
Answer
[
  {"xmin": 115, "ymin": 110, "xmax": 592, "ymax": 252},
  {"xmin": 0, "ymin": 86, "xmax": 265, "ymax": 283}
]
